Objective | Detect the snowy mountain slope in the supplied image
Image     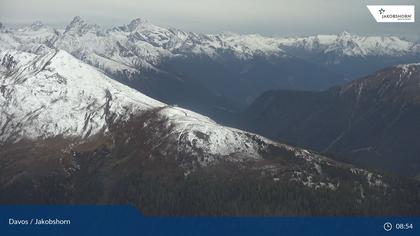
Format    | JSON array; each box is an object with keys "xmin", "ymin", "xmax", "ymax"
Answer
[
  {"xmin": 0, "ymin": 21, "xmax": 59, "ymax": 54},
  {"xmin": 0, "ymin": 49, "xmax": 163, "ymax": 142},
  {"xmin": 0, "ymin": 49, "xmax": 271, "ymax": 165},
  {"xmin": 0, "ymin": 48, "xmax": 390, "ymax": 191}
]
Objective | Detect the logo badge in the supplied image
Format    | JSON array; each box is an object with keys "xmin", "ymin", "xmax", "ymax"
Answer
[{"xmin": 367, "ymin": 5, "xmax": 415, "ymax": 23}]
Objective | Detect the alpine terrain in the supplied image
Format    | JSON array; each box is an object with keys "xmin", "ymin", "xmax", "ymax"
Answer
[
  {"xmin": 1, "ymin": 17, "xmax": 420, "ymax": 120},
  {"xmin": 0, "ymin": 48, "xmax": 420, "ymax": 215},
  {"xmin": 0, "ymin": 17, "xmax": 420, "ymax": 216}
]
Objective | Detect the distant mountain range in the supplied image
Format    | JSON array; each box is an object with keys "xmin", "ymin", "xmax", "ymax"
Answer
[
  {"xmin": 241, "ymin": 63, "xmax": 420, "ymax": 177},
  {"xmin": 1, "ymin": 17, "xmax": 420, "ymax": 120}
]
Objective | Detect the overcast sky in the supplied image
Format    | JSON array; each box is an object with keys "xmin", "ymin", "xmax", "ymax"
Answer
[{"xmin": 0, "ymin": 0, "xmax": 419, "ymax": 38}]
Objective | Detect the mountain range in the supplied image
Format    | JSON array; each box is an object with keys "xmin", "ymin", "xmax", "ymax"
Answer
[
  {"xmin": 1, "ymin": 17, "xmax": 420, "ymax": 215},
  {"xmin": 1, "ymin": 46, "xmax": 420, "ymax": 215},
  {"xmin": 2, "ymin": 17, "xmax": 420, "ymax": 120}
]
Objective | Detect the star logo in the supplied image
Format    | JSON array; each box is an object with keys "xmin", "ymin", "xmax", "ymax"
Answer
[{"xmin": 379, "ymin": 8, "xmax": 385, "ymax": 14}]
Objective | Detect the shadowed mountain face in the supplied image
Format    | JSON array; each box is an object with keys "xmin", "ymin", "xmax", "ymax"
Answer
[{"xmin": 241, "ymin": 64, "xmax": 420, "ymax": 177}]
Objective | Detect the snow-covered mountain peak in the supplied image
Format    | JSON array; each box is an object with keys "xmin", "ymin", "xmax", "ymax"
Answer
[
  {"xmin": 0, "ymin": 49, "xmax": 164, "ymax": 142},
  {"xmin": 337, "ymin": 31, "xmax": 351, "ymax": 38},
  {"xmin": 29, "ymin": 21, "xmax": 44, "ymax": 30},
  {"xmin": 0, "ymin": 49, "xmax": 271, "ymax": 165},
  {"xmin": 126, "ymin": 17, "xmax": 149, "ymax": 31},
  {"xmin": 68, "ymin": 16, "xmax": 84, "ymax": 26},
  {"xmin": 64, "ymin": 16, "xmax": 102, "ymax": 36}
]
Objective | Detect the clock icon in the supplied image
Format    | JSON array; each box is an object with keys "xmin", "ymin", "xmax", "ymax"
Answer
[{"xmin": 384, "ymin": 222, "xmax": 393, "ymax": 231}]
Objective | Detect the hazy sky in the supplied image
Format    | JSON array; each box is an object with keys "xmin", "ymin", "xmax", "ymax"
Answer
[{"xmin": 0, "ymin": 0, "xmax": 419, "ymax": 38}]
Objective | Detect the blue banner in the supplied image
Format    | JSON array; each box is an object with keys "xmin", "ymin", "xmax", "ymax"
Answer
[{"xmin": 0, "ymin": 205, "xmax": 418, "ymax": 236}]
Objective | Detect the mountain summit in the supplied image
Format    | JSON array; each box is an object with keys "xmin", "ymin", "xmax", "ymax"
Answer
[
  {"xmin": 126, "ymin": 17, "xmax": 149, "ymax": 31},
  {"xmin": 64, "ymin": 16, "xmax": 102, "ymax": 35}
]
